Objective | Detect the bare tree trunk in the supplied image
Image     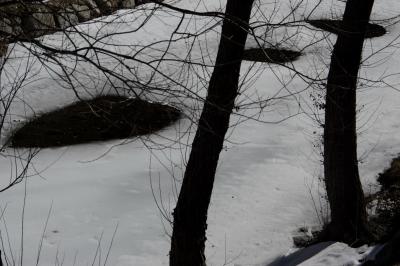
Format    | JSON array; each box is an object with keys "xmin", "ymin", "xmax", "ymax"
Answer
[
  {"xmin": 323, "ymin": 0, "xmax": 375, "ymax": 245},
  {"xmin": 169, "ymin": 1, "xmax": 254, "ymax": 265}
]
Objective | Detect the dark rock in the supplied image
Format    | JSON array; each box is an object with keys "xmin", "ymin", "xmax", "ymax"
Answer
[{"xmin": 362, "ymin": 231, "xmax": 400, "ymax": 266}]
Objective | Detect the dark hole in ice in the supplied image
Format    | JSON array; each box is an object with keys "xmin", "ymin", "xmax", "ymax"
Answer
[
  {"xmin": 307, "ymin": 19, "xmax": 386, "ymax": 38},
  {"xmin": 11, "ymin": 95, "xmax": 181, "ymax": 148}
]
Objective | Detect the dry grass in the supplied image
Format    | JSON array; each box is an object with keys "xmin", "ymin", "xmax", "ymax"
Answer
[{"xmin": 366, "ymin": 156, "xmax": 400, "ymax": 242}]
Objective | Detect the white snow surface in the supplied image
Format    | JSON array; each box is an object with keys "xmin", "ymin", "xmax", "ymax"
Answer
[{"xmin": 0, "ymin": 0, "xmax": 400, "ymax": 265}]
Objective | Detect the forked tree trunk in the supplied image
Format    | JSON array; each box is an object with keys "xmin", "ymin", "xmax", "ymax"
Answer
[
  {"xmin": 323, "ymin": 0, "xmax": 375, "ymax": 245},
  {"xmin": 169, "ymin": 1, "xmax": 254, "ymax": 265}
]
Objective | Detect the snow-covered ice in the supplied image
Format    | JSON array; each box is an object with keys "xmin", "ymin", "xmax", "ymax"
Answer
[{"xmin": 0, "ymin": 0, "xmax": 400, "ymax": 265}]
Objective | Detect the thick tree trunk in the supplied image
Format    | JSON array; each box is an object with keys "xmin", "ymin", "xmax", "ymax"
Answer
[
  {"xmin": 323, "ymin": 0, "xmax": 375, "ymax": 245},
  {"xmin": 169, "ymin": 1, "xmax": 254, "ymax": 265}
]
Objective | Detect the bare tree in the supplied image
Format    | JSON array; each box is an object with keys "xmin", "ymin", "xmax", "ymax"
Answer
[
  {"xmin": 323, "ymin": 0, "xmax": 376, "ymax": 245},
  {"xmin": 169, "ymin": 1, "xmax": 255, "ymax": 265}
]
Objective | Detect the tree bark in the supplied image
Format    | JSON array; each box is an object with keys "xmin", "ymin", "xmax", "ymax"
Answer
[
  {"xmin": 323, "ymin": 0, "xmax": 375, "ymax": 245},
  {"xmin": 169, "ymin": 1, "xmax": 254, "ymax": 265}
]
